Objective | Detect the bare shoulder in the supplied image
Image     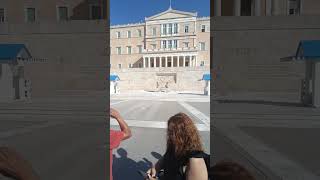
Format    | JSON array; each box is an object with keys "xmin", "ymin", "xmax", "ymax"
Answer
[
  {"xmin": 189, "ymin": 157, "xmax": 206, "ymax": 165},
  {"xmin": 186, "ymin": 158, "xmax": 208, "ymax": 180}
]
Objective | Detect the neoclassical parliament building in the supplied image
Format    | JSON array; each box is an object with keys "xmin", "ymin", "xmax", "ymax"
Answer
[{"xmin": 110, "ymin": 7, "xmax": 210, "ymax": 92}]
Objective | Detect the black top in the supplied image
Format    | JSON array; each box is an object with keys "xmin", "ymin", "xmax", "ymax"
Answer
[{"xmin": 161, "ymin": 150, "xmax": 209, "ymax": 180}]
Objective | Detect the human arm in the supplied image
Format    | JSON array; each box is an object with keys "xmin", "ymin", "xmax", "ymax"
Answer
[
  {"xmin": 186, "ymin": 158, "xmax": 208, "ymax": 180},
  {"xmin": 110, "ymin": 108, "xmax": 132, "ymax": 140}
]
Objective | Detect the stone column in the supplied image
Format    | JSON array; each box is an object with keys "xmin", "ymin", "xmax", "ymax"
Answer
[
  {"xmin": 143, "ymin": 57, "xmax": 146, "ymax": 68},
  {"xmin": 192, "ymin": 56, "xmax": 195, "ymax": 67},
  {"xmin": 255, "ymin": 0, "xmax": 261, "ymax": 16},
  {"xmin": 272, "ymin": 0, "xmax": 280, "ymax": 15},
  {"xmin": 148, "ymin": 57, "xmax": 151, "ymax": 68},
  {"xmin": 178, "ymin": 56, "xmax": 180, "ymax": 67},
  {"xmin": 154, "ymin": 57, "xmax": 156, "ymax": 68},
  {"xmin": 171, "ymin": 56, "xmax": 174, "ymax": 67},
  {"xmin": 195, "ymin": 56, "xmax": 197, "ymax": 67},
  {"xmin": 234, "ymin": 0, "xmax": 241, "ymax": 16},
  {"xmin": 190, "ymin": 56, "xmax": 193, "ymax": 67},
  {"xmin": 214, "ymin": 0, "xmax": 221, "ymax": 16},
  {"xmin": 165, "ymin": 57, "xmax": 168, "ymax": 67},
  {"xmin": 183, "ymin": 56, "xmax": 186, "ymax": 67},
  {"xmin": 266, "ymin": 0, "xmax": 272, "ymax": 16}
]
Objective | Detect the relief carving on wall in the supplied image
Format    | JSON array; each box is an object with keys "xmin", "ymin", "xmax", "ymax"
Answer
[{"xmin": 156, "ymin": 74, "xmax": 176, "ymax": 89}]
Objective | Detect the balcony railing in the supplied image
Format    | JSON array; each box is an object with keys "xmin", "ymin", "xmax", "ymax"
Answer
[
  {"xmin": 143, "ymin": 47, "xmax": 198, "ymax": 53},
  {"xmin": 111, "ymin": 65, "xmax": 209, "ymax": 73}
]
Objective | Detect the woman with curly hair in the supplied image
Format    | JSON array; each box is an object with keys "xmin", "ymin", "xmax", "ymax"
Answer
[{"xmin": 146, "ymin": 113, "xmax": 208, "ymax": 180}]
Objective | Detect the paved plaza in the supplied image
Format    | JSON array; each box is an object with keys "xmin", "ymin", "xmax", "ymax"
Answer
[
  {"xmin": 213, "ymin": 94, "xmax": 320, "ymax": 180},
  {"xmin": 1, "ymin": 91, "xmax": 319, "ymax": 180},
  {"xmin": 0, "ymin": 91, "xmax": 211, "ymax": 180},
  {"xmin": 0, "ymin": 95, "xmax": 107, "ymax": 180},
  {"xmin": 110, "ymin": 92, "xmax": 210, "ymax": 180}
]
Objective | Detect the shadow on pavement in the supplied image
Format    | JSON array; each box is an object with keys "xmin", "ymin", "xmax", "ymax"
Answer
[
  {"xmin": 113, "ymin": 148, "xmax": 163, "ymax": 180},
  {"xmin": 216, "ymin": 99, "xmax": 307, "ymax": 107},
  {"xmin": 151, "ymin": 151, "xmax": 162, "ymax": 160}
]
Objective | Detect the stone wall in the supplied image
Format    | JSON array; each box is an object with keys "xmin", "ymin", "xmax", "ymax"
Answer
[
  {"xmin": 0, "ymin": 0, "xmax": 106, "ymax": 23},
  {"xmin": 212, "ymin": 16, "xmax": 320, "ymax": 99},
  {"xmin": 0, "ymin": 21, "xmax": 107, "ymax": 97},
  {"xmin": 112, "ymin": 67, "xmax": 210, "ymax": 92}
]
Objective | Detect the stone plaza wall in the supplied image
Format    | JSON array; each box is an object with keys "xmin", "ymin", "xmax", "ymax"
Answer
[
  {"xmin": 212, "ymin": 16, "xmax": 320, "ymax": 99},
  {"xmin": 112, "ymin": 67, "xmax": 210, "ymax": 92},
  {"xmin": 0, "ymin": 21, "xmax": 107, "ymax": 97}
]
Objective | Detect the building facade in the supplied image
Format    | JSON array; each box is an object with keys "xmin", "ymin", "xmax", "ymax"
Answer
[
  {"xmin": 213, "ymin": 0, "xmax": 320, "ymax": 16},
  {"xmin": 0, "ymin": 0, "xmax": 106, "ymax": 23},
  {"xmin": 212, "ymin": 0, "xmax": 320, "ymax": 101},
  {"xmin": 0, "ymin": 0, "xmax": 107, "ymax": 98},
  {"xmin": 110, "ymin": 7, "xmax": 210, "ymax": 92}
]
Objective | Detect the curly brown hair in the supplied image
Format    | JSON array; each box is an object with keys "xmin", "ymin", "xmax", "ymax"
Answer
[
  {"xmin": 210, "ymin": 160, "xmax": 256, "ymax": 180},
  {"xmin": 166, "ymin": 112, "xmax": 203, "ymax": 158}
]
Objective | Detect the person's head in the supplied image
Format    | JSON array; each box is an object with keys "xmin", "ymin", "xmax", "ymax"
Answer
[
  {"xmin": 209, "ymin": 160, "xmax": 256, "ymax": 180},
  {"xmin": 166, "ymin": 113, "xmax": 203, "ymax": 158}
]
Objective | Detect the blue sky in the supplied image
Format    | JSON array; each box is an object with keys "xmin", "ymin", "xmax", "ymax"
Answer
[{"xmin": 110, "ymin": 0, "xmax": 210, "ymax": 25}]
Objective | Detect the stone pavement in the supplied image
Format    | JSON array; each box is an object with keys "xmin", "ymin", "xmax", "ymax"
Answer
[
  {"xmin": 213, "ymin": 95, "xmax": 320, "ymax": 180},
  {"xmin": 110, "ymin": 92, "xmax": 210, "ymax": 180},
  {"xmin": 0, "ymin": 95, "xmax": 107, "ymax": 180},
  {"xmin": 111, "ymin": 90, "xmax": 210, "ymax": 102}
]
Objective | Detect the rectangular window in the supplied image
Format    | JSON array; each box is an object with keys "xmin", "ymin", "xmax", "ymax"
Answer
[
  {"xmin": 174, "ymin": 23, "xmax": 178, "ymax": 34},
  {"xmin": 0, "ymin": 8, "xmax": 5, "ymax": 22},
  {"xmin": 200, "ymin": 42, "xmax": 205, "ymax": 51},
  {"xmin": 173, "ymin": 40, "xmax": 178, "ymax": 48},
  {"xmin": 118, "ymin": 64, "xmax": 122, "ymax": 69},
  {"xmin": 117, "ymin": 32, "xmax": 121, "ymax": 38},
  {"xmin": 127, "ymin": 31, "xmax": 131, "ymax": 38},
  {"xmin": 168, "ymin": 40, "xmax": 172, "ymax": 49},
  {"xmin": 90, "ymin": 5, "xmax": 101, "ymax": 19},
  {"xmin": 116, "ymin": 47, "xmax": 121, "ymax": 55},
  {"xmin": 241, "ymin": 0, "xmax": 253, "ymax": 16},
  {"xmin": 288, "ymin": 0, "xmax": 300, "ymax": 15},
  {"xmin": 168, "ymin": 24, "xmax": 172, "ymax": 34},
  {"xmin": 201, "ymin": 25, "xmax": 206, "ymax": 32},
  {"xmin": 184, "ymin": 42, "xmax": 189, "ymax": 48},
  {"xmin": 58, "ymin": 7, "xmax": 68, "ymax": 21},
  {"xmin": 26, "ymin": 8, "xmax": 36, "ymax": 23},
  {"xmin": 152, "ymin": 28, "xmax": 156, "ymax": 36},
  {"xmin": 162, "ymin": 41, "xmax": 167, "ymax": 49},
  {"xmin": 163, "ymin": 24, "xmax": 167, "ymax": 35},
  {"xmin": 137, "ymin": 45, "xmax": 142, "ymax": 53},
  {"xmin": 127, "ymin": 46, "xmax": 132, "ymax": 54},
  {"xmin": 185, "ymin": 25, "xmax": 189, "ymax": 33},
  {"xmin": 138, "ymin": 29, "xmax": 142, "ymax": 37}
]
